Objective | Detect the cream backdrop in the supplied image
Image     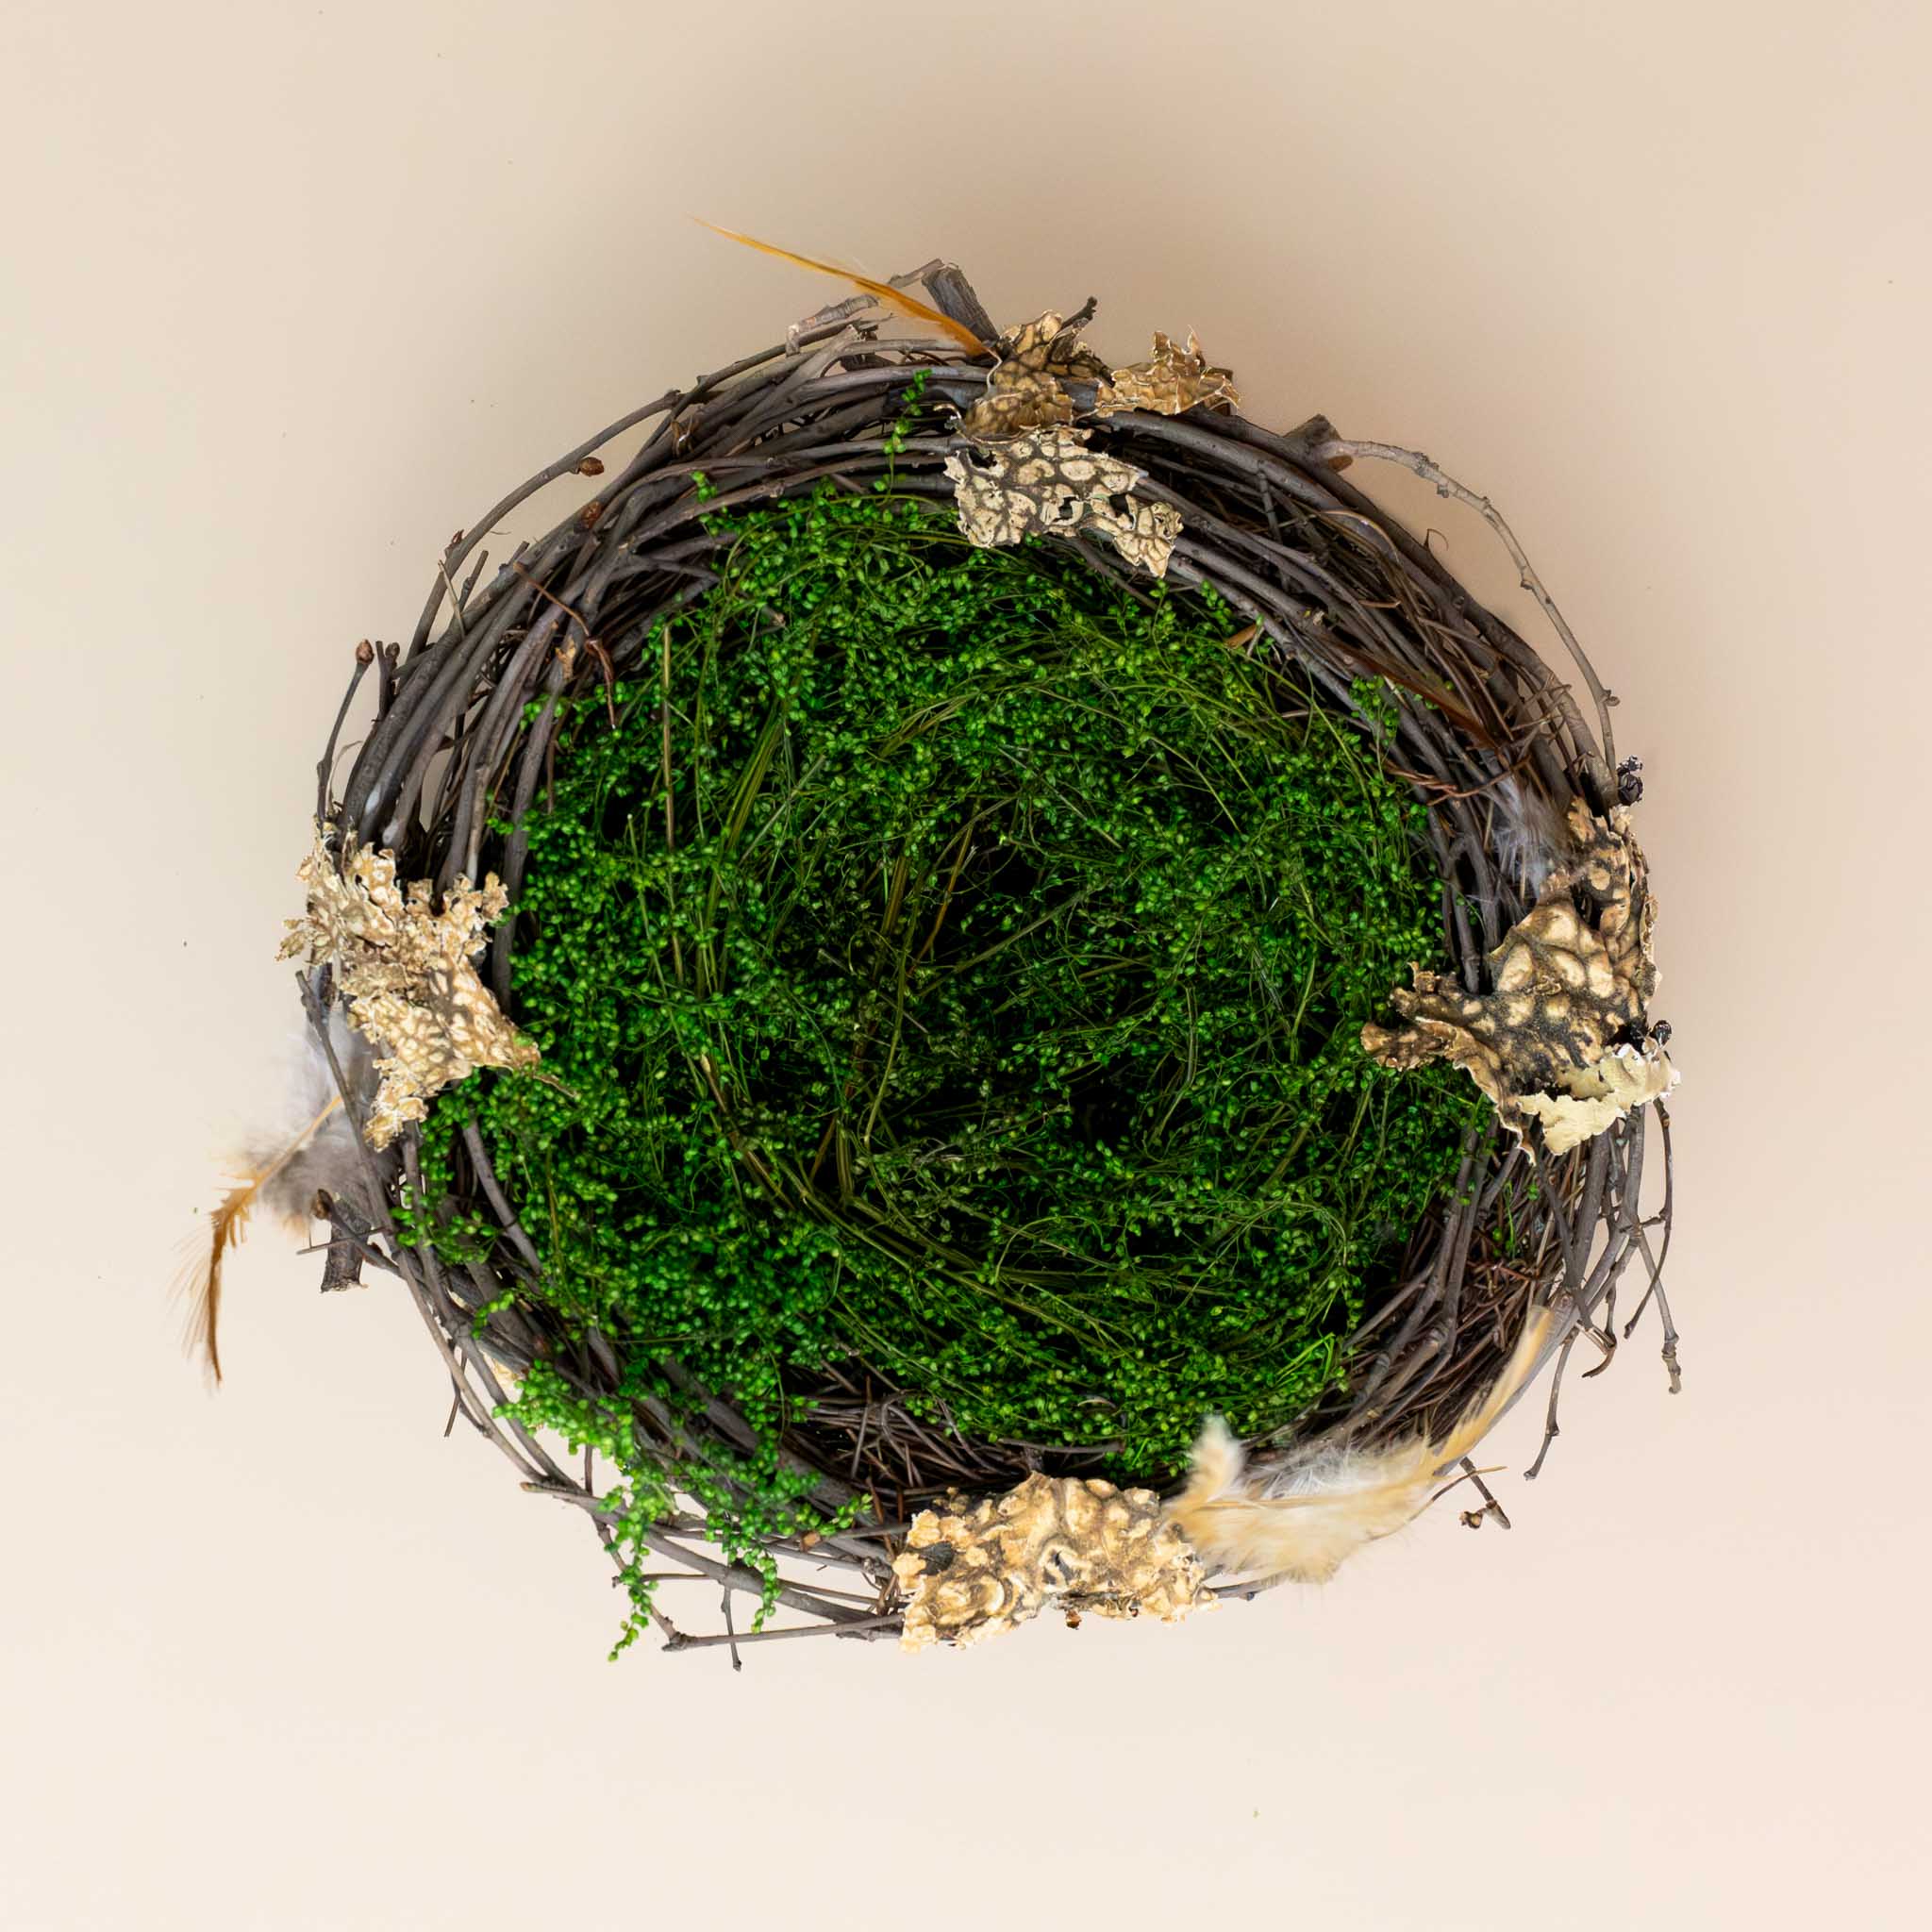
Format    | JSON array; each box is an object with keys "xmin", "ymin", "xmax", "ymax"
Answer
[{"xmin": 4, "ymin": 3, "xmax": 1926, "ymax": 1927}]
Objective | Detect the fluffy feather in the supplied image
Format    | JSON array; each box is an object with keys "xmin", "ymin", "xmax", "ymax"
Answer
[
  {"xmin": 1165, "ymin": 1304, "xmax": 1557, "ymax": 1584},
  {"xmin": 172, "ymin": 1022, "xmax": 375, "ymax": 1387},
  {"xmin": 693, "ymin": 220, "xmax": 990, "ymax": 354},
  {"xmin": 1489, "ymin": 774, "xmax": 1571, "ymax": 900},
  {"xmin": 250, "ymin": 1022, "xmax": 376, "ymax": 1225}
]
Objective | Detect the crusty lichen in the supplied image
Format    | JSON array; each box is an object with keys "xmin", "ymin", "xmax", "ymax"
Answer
[
  {"xmin": 946, "ymin": 311, "xmax": 1240, "ymax": 578},
  {"xmin": 959, "ymin": 312, "xmax": 1239, "ymax": 438},
  {"xmin": 891, "ymin": 1472, "xmax": 1213, "ymax": 1652},
  {"xmin": 958, "ymin": 309, "xmax": 1110, "ymax": 441},
  {"xmin": 1362, "ymin": 798, "xmax": 1676, "ymax": 1154},
  {"xmin": 278, "ymin": 823, "xmax": 539, "ymax": 1148},
  {"xmin": 1511, "ymin": 1043, "xmax": 1676, "ymax": 1153},
  {"xmin": 944, "ymin": 426, "xmax": 1183, "ymax": 576}
]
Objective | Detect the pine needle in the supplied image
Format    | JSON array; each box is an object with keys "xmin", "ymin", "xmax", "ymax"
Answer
[
  {"xmin": 173, "ymin": 1096, "xmax": 344, "ymax": 1388},
  {"xmin": 692, "ymin": 220, "xmax": 989, "ymax": 354}
]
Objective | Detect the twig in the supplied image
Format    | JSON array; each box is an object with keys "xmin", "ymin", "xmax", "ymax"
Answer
[
  {"xmin": 1309, "ymin": 437, "xmax": 1618, "ymax": 788},
  {"xmin": 1524, "ymin": 1323, "xmax": 1580, "ymax": 1481},
  {"xmin": 316, "ymin": 641, "xmax": 375, "ymax": 822},
  {"xmin": 661, "ymin": 1613, "xmax": 901, "ymax": 1652},
  {"xmin": 509, "ymin": 560, "xmax": 618, "ymax": 731},
  {"xmin": 1455, "ymin": 1457, "xmax": 1512, "ymax": 1530}
]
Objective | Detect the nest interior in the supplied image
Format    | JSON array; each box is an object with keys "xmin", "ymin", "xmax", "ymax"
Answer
[{"xmin": 304, "ymin": 261, "xmax": 1674, "ymax": 1657}]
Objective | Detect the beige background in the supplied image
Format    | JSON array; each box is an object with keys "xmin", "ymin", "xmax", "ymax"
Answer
[{"xmin": 4, "ymin": 2, "xmax": 1928, "ymax": 1925}]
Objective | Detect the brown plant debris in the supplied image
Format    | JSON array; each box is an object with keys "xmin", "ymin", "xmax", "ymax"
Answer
[
  {"xmin": 279, "ymin": 823, "xmax": 539, "ymax": 1148},
  {"xmin": 1096, "ymin": 329, "xmax": 1240, "ymax": 417},
  {"xmin": 892, "ymin": 1473, "xmax": 1213, "ymax": 1652},
  {"xmin": 1361, "ymin": 799, "xmax": 1676, "ymax": 1154},
  {"xmin": 958, "ymin": 308, "xmax": 1109, "ymax": 441},
  {"xmin": 945, "ymin": 425, "xmax": 1184, "ymax": 576}
]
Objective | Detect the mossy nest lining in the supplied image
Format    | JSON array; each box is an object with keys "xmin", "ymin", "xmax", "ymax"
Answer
[
  {"xmin": 302, "ymin": 261, "xmax": 1675, "ymax": 1657},
  {"xmin": 417, "ymin": 489, "xmax": 1477, "ymax": 1491}
]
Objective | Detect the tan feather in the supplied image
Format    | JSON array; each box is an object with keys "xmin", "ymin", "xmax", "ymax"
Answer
[
  {"xmin": 1166, "ymin": 1303, "xmax": 1557, "ymax": 1585},
  {"xmin": 172, "ymin": 1097, "xmax": 343, "ymax": 1388},
  {"xmin": 692, "ymin": 220, "xmax": 989, "ymax": 354}
]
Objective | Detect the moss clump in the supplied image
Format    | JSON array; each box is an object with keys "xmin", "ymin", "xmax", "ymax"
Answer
[{"xmin": 417, "ymin": 482, "xmax": 1473, "ymax": 1635}]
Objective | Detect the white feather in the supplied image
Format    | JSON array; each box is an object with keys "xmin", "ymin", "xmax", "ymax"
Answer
[
  {"xmin": 1489, "ymin": 774, "xmax": 1571, "ymax": 901},
  {"xmin": 245, "ymin": 1015, "xmax": 377, "ymax": 1229},
  {"xmin": 1165, "ymin": 1306, "xmax": 1557, "ymax": 1585},
  {"xmin": 175, "ymin": 1013, "xmax": 380, "ymax": 1386}
]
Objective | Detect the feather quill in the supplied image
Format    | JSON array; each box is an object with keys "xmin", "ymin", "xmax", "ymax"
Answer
[
  {"xmin": 172, "ymin": 1022, "xmax": 377, "ymax": 1386},
  {"xmin": 692, "ymin": 220, "xmax": 990, "ymax": 354},
  {"xmin": 1166, "ymin": 1304, "xmax": 1557, "ymax": 1584}
]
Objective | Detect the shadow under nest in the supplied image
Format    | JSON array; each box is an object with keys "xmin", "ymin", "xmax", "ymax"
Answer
[{"xmin": 303, "ymin": 262, "xmax": 1675, "ymax": 1657}]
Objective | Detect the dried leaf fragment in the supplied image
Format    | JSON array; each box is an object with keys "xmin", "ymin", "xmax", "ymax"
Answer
[
  {"xmin": 1096, "ymin": 329, "xmax": 1240, "ymax": 417},
  {"xmin": 278, "ymin": 824, "xmax": 539, "ymax": 1148},
  {"xmin": 1362, "ymin": 799, "xmax": 1676, "ymax": 1149},
  {"xmin": 944, "ymin": 425, "xmax": 1184, "ymax": 576},
  {"xmin": 892, "ymin": 1473, "xmax": 1213, "ymax": 1652}
]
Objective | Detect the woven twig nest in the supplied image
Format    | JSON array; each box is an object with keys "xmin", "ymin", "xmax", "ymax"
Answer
[{"xmin": 269, "ymin": 255, "xmax": 1677, "ymax": 1660}]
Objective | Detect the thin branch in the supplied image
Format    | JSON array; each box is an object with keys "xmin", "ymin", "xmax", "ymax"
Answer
[
  {"xmin": 317, "ymin": 641, "xmax": 376, "ymax": 824},
  {"xmin": 661, "ymin": 1613, "xmax": 901, "ymax": 1653},
  {"xmin": 1310, "ymin": 436, "xmax": 1617, "ymax": 793}
]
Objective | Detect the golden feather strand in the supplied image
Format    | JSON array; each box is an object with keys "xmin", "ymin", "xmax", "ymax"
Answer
[
  {"xmin": 173, "ymin": 1096, "xmax": 344, "ymax": 1387},
  {"xmin": 692, "ymin": 220, "xmax": 989, "ymax": 354}
]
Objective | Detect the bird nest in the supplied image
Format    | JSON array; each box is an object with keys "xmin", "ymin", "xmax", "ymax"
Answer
[{"xmin": 284, "ymin": 256, "xmax": 1677, "ymax": 1661}]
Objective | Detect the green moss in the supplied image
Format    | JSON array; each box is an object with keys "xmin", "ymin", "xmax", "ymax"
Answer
[{"xmin": 415, "ymin": 482, "xmax": 1474, "ymax": 1649}]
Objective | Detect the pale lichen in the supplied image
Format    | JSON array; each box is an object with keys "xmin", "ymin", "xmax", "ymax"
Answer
[
  {"xmin": 892, "ymin": 1472, "xmax": 1213, "ymax": 1652},
  {"xmin": 279, "ymin": 823, "xmax": 539, "ymax": 1148},
  {"xmin": 945, "ymin": 426, "xmax": 1183, "ymax": 576},
  {"xmin": 947, "ymin": 311, "xmax": 1240, "ymax": 577}
]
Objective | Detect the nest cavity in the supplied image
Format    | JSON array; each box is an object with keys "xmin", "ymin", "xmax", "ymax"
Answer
[{"xmin": 415, "ymin": 486, "xmax": 1474, "ymax": 1524}]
